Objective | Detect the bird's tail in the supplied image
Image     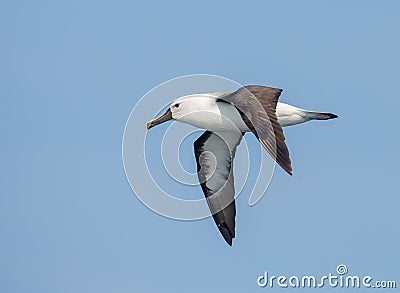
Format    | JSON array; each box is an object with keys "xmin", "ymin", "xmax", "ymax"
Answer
[{"xmin": 303, "ymin": 111, "xmax": 338, "ymax": 120}]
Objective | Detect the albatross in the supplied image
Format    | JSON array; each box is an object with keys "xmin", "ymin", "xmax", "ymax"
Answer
[{"xmin": 146, "ymin": 85, "xmax": 337, "ymax": 246}]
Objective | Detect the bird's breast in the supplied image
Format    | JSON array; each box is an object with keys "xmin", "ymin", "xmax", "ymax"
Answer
[{"xmin": 177, "ymin": 103, "xmax": 249, "ymax": 132}]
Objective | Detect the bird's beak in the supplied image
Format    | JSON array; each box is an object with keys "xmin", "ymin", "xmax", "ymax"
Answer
[{"xmin": 145, "ymin": 108, "xmax": 173, "ymax": 130}]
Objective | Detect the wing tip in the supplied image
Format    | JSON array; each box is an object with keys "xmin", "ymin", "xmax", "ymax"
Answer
[
  {"xmin": 277, "ymin": 156, "xmax": 293, "ymax": 176},
  {"xmin": 217, "ymin": 223, "xmax": 235, "ymax": 246},
  {"xmin": 221, "ymin": 231, "xmax": 234, "ymax": 246},
  {"xmin": 285, "ymin": 165, "xmax": 293, "ymax": 176}
]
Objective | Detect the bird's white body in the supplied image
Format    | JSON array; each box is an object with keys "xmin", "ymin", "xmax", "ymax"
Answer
[
  {"xmin": 171, "ymin": 94, "xmax": 316, "ymax": 131},
  {"xmin": 174, "ymin": 96, "xmax": 248, "ymax": 132}
]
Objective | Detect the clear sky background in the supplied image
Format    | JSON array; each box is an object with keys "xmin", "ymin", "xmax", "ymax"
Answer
[{"xmin": 1, "ymin": 0, "xmax": 399, "ymax": 292}]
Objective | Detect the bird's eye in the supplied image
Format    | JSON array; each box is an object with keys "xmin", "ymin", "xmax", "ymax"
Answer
[{"xmin": 174, "ymin": 103, "xmax": 180, "ymax": 108}]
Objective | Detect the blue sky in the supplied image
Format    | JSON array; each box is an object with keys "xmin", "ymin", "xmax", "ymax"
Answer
[{"xmin": 1, "ymin": 0, "xmax": 399, "ymax": 292}]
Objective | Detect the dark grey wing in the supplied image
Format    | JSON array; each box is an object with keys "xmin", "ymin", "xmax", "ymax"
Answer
[
  {"xmin": 220, "ymin": 85, "xmax": 292, "ymax": 175},
  {"xmin": 194, "ymin": 131, "xmax": 243, "ymax": 246}
]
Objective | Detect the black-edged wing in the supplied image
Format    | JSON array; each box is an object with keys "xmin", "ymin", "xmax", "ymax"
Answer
[{"xmin": 194, "ymin": 131, "xmax": 243, "ymax": 246}]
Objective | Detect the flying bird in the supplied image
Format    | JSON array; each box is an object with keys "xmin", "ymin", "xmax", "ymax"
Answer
[{"xmin": 146, "ymin": 85, "xmax": 337, "ymax": 245}]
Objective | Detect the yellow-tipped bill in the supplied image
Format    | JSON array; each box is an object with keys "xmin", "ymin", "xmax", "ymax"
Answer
[{"xmin": 145, "ymin": 108, "xmax": 173, "ymax": 130}]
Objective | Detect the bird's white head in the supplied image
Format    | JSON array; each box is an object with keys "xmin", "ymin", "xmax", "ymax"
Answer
[{"xmin": 146, "ymin": 94, "xmax": 219, "ymax": 130}]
